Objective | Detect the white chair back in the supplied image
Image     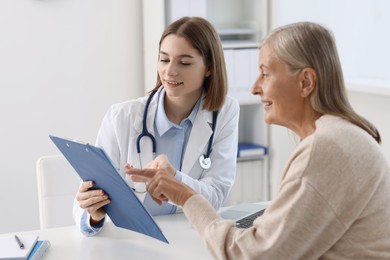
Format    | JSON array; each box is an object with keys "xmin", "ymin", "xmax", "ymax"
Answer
[{"xmin": 36, "ymin": 155, "xmax": 81, "ymax": 229}]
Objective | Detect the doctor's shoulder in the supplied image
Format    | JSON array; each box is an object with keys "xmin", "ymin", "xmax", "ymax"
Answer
[
  {"xmin": 105, "ymin": 96, "xmax": 148, "ymax": 121},
  {"xmin": 220, "ymin": 95, "xmax": 240, "ymax": 118}
]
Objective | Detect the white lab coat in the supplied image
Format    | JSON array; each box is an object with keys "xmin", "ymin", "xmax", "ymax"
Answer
[{"xmin": 73, "ymin": 87, "xmax": 239, "ymax": 227}]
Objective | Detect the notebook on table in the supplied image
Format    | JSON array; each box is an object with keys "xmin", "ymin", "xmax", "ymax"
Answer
[
  {"xmin": 219, "ymin": 202, "xmax": 269, "ymax": 228},
  {"xmin": 49, "ymin": 135, "xmax": 168, "ymax": 244},
  {"xmin": 0, "ymin": 234, "xmax": 38, "ymax": 259}
]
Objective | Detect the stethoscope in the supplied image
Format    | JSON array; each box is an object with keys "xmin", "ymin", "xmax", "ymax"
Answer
[{"xmin": 136, "ymin": 89, "xmax": 218, "ymax": 170}]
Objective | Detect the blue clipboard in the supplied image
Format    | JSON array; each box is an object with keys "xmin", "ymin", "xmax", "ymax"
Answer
[{"xmin": 49, "ymin": 135, "xmax": 169, "ymax": 244}]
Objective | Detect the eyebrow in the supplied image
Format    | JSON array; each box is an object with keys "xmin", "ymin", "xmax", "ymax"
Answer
[{"xmin": 159, "ymin": 51, "xmax": 195, "ymax": 59}]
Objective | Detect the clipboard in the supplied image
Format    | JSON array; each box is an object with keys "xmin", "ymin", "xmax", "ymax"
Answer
[{"xmin": 49, "ymin": 135, "xmax": 169, "ymax": 244}]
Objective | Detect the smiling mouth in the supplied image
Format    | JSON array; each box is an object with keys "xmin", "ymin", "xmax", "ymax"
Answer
[
  {"xmin": 263, "ymin": 101, "xmax": 272, "ymax": 109},
  {"xmin": 165, "ymin": 80, "xmax": 183, "ymax": 86}
]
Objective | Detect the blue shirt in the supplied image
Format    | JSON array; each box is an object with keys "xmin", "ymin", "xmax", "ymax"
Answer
[{"xmin": 143, "ymin": 88, "xmax": 200, "ymax": 215}]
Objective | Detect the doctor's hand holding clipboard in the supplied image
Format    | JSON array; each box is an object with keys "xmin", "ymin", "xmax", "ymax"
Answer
[
  {"xmin": 72, "ymin": 16, "xmax": 239, "ymax": 237},
  {"xmin": 75, "ymin": 180, "xmax": 110, "ymax": 227}
]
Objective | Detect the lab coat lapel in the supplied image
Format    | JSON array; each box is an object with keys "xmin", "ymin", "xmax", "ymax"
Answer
[{"xmin": 182, "ymin": 109, "xmax": 213, "ymax": 173}]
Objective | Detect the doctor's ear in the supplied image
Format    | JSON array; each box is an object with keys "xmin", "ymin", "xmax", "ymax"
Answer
[
  {"xmin": 300, "ymin": 68, "xmax": 316, "ymax": 98},
  {"xmin": 205, "ymin": 69, "xmax": 211, "ymax": 77}
]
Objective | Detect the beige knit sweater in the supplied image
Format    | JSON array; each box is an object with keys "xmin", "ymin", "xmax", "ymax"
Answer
[{"xmin": 183, "ymin": 115, "xmax": 390, "ymax": 259}]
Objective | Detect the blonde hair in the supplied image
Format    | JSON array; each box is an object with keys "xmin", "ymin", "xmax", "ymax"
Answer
[
  {"xmin": 262, "ymin": 22, "xmax": 381, "ymax": 143},
  {"xmin": 151, "ymin": 16, "xmax": 227, "ymax": 111}
]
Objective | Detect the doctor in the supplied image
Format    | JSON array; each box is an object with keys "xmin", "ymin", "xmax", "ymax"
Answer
[{"xmin": 73, "ymin": 16, "xmax": 239, "ymax": 236}]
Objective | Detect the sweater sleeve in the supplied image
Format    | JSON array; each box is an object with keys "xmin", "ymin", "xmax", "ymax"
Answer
[
  {"xmin": 183, "ymin": 180, "xmax": 346, "ymax": 260},
  {"xmin": 182, "ymin": 135, "xmax": 348, "ymax": 259}
]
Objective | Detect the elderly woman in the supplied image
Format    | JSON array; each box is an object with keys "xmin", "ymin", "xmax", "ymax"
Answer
[{"xmin": 127, "ymin": 22, "xmax": 390, "ymax": 259}]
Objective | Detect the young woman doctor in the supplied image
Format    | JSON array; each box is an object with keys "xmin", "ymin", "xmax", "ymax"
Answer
[{"xmin": 73, "ymin": 16, "xmax": 240, "ymax": 236}]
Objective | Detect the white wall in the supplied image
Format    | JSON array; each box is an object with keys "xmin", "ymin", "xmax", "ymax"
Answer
[
  {"xmin": 0, "ymin": 0, "xmax": 144, "ymax": 233},
  {"xmin": 142, "ymin": 0, "xmax": 165, "ymax": 92},
  {"xmin": 270, "ymin": 0, "xmax": 390, "ymax": 81}
]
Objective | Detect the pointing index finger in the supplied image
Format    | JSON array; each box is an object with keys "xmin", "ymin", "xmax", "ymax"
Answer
[{"xmin": 126, "ymin": 167, "xmax": 158, "ymax": 178}]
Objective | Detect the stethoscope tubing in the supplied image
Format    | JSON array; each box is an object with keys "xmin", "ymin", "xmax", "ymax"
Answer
[
  {"xmin": 136, "ymin": 89, "xmax": 157, "ymax": 155},
  {"xmin": 136, "ymin": 88, "xmax": 217, "ymax": 170},
  {"xmin": 205, "ymin": 110, "xmax": 218, "ymax": 158}
]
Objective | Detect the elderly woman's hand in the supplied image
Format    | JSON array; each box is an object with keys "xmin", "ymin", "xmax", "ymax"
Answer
[{"xmin": 125, "ymin": 162, "xmax": 196, "ymax": 206}]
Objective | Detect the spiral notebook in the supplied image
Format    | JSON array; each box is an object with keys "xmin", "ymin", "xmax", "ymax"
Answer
[{"xmin": 49, "ymin": 135, "xmax": 169, "ymax": 244}]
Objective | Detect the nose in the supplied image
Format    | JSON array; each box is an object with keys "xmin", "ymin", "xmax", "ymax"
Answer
[
  {"xmin": 251, "ymin": 74, "xmax": 263, "ymax": 96},
  {"xmin": 166, "ymin": 62, "xmax": 178, "ymax": 76}
]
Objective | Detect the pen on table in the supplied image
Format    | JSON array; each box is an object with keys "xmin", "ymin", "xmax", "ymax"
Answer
[{"xmin": 14, "ymin": 235, "xmax": 24, "ymax": 249}]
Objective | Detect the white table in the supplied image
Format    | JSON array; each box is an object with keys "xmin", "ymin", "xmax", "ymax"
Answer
[{"xmin": 4, "ymin": 213, "xmax": 212, "ymax": 260}]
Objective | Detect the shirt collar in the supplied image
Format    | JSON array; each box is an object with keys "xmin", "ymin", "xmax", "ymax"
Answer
[{"xmin": 155, "ymin": 88, "xmax": 201, "ymax": 136}]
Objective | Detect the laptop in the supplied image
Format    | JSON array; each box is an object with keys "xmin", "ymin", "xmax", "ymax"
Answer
[{"xmin": 219, "ymin": 201, "xmax": 269, "ymax": 228}]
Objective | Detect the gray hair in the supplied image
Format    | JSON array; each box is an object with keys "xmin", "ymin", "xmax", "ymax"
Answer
[{"xmin": 262, "ymin": 22, "xmax": 380, "ymax": 143}]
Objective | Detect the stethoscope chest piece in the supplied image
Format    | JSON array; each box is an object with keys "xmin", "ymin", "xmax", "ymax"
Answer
[
  {"xmin": 198, "ymin": 110, "xmax": 218, "ymax": 170},
  {"xmin": 199, "ymin": 154, "xmax": 211, "ymax": 170}
]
